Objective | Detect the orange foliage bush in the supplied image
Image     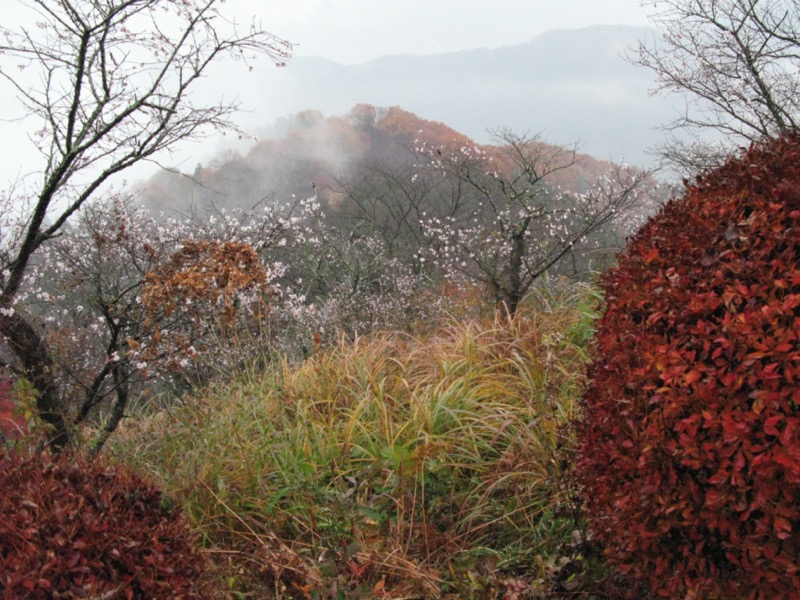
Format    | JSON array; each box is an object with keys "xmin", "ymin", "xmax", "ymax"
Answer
[{"xmin": 142, "ymin": 240, "xmax": 268, "ymax": 324}]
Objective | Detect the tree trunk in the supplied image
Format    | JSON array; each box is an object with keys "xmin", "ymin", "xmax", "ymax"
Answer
[
  {"xmin": 90, "ymin": 363, "xmax": 129, "ymax": 456},
  {"xmin": 500, "ymin": 220, "xmax": 529, "ymax": 315},
  {"xmin": 0, "ymin": 310, "xmax": 68, "ymax": 451}
]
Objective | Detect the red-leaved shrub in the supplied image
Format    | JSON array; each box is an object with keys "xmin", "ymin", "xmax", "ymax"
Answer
[
  {"xmin": 577, "ymin": 134, "xmax": 800, "ymax": 599},
  {"xmin": 0, "ymin": 448, "xmax": 209, "ymax": 598}
]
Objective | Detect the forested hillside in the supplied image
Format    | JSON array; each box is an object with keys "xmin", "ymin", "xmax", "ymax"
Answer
[
  {"xmin": 138, "ymin": 105, "xmax": 634, "ymax": 215},
  {"xmin": 135, "ymin": 104, "xmax": 661, "ymax": 326},
  {"xmin": 226, "ymin": 25, "xmax": 678, "ymax": 167}
]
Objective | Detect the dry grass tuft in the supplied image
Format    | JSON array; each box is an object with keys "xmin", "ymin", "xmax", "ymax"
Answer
[{"xmin": 110, "ymin": 283, "xmax": 601, "ymax": 598}]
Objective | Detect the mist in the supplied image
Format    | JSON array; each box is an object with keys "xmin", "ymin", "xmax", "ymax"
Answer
[{"xmin": 126, "ymin": 24, "xmax": 683, "ymax": 206}]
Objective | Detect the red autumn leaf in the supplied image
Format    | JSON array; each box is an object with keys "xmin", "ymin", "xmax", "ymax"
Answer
[
  {"xmin": 347, "ymin": 559, "xmax": 369, "ymax": 579},
  {"xmin": 684, "ymin": 369, "xmax": 702, "ymax": 385},
  {"xmin": 774, "ymin": 516, "xmax": 792, "ymax": 540},
  {"xmin": 764, "ymin": 416, "xmax": 782, "ymax": 437},
  {"xmin": 643, "ymin": 247, "xmax": 660, "ymax": 264}
]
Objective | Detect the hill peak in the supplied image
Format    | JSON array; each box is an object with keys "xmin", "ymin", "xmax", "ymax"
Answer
[{"xmin": 241, "ymin": 25, "xmax": 673, "ymax": 167}]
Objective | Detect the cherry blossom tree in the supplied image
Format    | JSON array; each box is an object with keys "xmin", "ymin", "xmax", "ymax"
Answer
[
  {"xmin": 330, "ymin": 153, "xmax": 471, "ymax": 271},
  {"xmin": 635, "ymin": 0, "xmax": 800, "ymax": 171},
  {"xmin": 288, "ymin": 227, "xmax": 441, "ymax": 345},
  {"xmin": 22, "ymin": 192, "xmax": 318, "ymax": 452},
  {"xmin": 0, "ymin": 0, "xmax": 291, "ymax": 450},
  {"xmin": 420, "ymin": 131, "xmax": 654, "ymax": 314}
]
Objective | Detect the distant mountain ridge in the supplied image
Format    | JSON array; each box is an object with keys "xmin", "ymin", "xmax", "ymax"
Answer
[{"xmin": 247, "ymin": 25, "xmax": 676, "ymax": 167}]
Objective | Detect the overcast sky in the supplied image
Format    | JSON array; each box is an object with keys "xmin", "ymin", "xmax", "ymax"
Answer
[{"xmin": 235, "ymin": 0, "xmax": 656, "ymax": 64}]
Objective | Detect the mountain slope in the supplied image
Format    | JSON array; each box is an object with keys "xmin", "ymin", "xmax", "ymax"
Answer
[
  {"xmin": 246, "ymin": 25, "xmax": 675, "ymax": 166},
  {"xmin": 139, "ymin": 106, "xmax": 625, "ymax": 214}
]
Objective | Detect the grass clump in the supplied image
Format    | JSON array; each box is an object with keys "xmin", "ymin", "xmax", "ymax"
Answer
[{"xmin": 110, "ymin": 283, "xmax": 600, "ymax": 598}]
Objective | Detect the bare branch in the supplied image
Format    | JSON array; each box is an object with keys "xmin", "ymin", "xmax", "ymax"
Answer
[
  {"xmin": 634, "ymin": 0, "xmax": 800, "ymax": 172},
  {"xmin": 0, "ymin": 0, "xmax": 292, "ymax": 450}
]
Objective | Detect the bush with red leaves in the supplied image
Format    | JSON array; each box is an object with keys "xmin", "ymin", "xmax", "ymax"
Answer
[
  {"xmin": 0, "ymin": 448, "xmax": 209, "ymax": 598},
  {"xmin": 577, "ymin": 134, "xmax": 800, "ymax": 599}
]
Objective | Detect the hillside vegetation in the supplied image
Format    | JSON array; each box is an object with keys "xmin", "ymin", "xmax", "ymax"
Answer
[
  {"xmin": 108, "ymin": 283, "xmax": 629, "ymax": 598},
  {"xmin": 138, "ymin": 105, "xmax": 630, "ymax": 216},
  {"xmin": 2, "ymin": 103, "xmax": 660, "ymax": 596}
]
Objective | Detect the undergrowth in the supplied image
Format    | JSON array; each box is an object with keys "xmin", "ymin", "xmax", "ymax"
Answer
[{"xmin": 109, "ymin": 283, "xmax": 614, "ymax": 598}]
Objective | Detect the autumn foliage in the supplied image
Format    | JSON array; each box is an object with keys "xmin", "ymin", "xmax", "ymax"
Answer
[
  {"xmin": 142, "ymin": 240, "xmax": 269, "ymax": 328},
  {"xmin": 0, "ymin": 449, "xmax": 209, "ymax": 598},
  {"xmin": 136, "ymin": 239, "xmax": 271, "ymax": 371},
  {"xmin": 577, "ymin": 134, "xmax": 800, "ymax": 598}
]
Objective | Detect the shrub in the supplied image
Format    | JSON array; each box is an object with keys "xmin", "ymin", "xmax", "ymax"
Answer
[
  {"xmin": 577, "ymin": 134, "xmax": 800, "ymax": 598},
  {"xmin": 0, "ymin": 448, "xmax": 209, "ymax": 598}
]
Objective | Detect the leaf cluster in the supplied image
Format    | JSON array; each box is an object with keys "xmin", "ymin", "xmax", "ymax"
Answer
[{"xmin": 142, "ymin": 239, "xmax": 270, "ymax": 329}]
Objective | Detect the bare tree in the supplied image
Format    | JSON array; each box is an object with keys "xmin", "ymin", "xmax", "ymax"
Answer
[
  {"xmin": 0, "ymin": 0, "xmax": 291, "ymax": 450},
  {"xmin": 634, "ymin": 0, "xmax": 800, "ymax": 171}
]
